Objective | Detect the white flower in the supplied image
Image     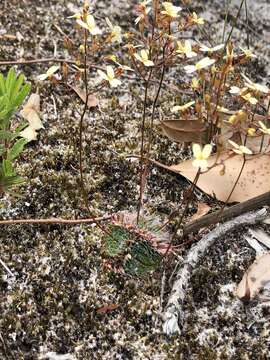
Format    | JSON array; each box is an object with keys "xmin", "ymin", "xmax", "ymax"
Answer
[
  {"xmin": 176, "ymin": 40, "xmax": 197, "ymax": 58},
  {"xmin": 37, "ymin": 65, "xmax": 60, "ymax": 81},
  {"xmin": 184, "ymin": 57, "xmax": 216, "ymax": 74},
  {"xmin": 172, "ymin": 101, "xmax": 195, "ymax": 112},
  {"xmin": 134, "ymin": 49, "xmax": 154, "ymax": 67},
  {"xmin": 97, "ymin": 66, "xmax": 121, "ymax": 88},
  {"xmin": 228, "ymin": 140, "xmax": 252, "ymax": 155},
  {"xmin": 199, "ymin": 44, "xmax": 224, "ymax": 53},
  {"xmin": 76, "ymin": 15, "xmax": 102, "ymax": 35},
  {"xmin": 161, "ymin": 2, "xmax": 182, "ymax": 18},
  {"xmin": 192, "ymin": 143, "xmax": 212, "ymax": 169},
  {"xmin": 106, "ymin": 18, "xmax": 122, "ymax": 43}
]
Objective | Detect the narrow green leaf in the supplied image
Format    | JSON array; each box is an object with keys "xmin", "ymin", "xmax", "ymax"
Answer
[
  {"xmin": 14, "ymin": 82, "xmax": 31, "ymax": 108},
  {"xmin": 2, "ymin": 159, "xmax": 14, "ymax": 177},
  {"xmin": 0, "ymin": 130, "xmax": 13, "ymax": 140},
  {"xmin": 8, "ymin": 138, "xmax": 28, "ymax": 160},
  {"xmin": 6, "ymin": 68, "xmax": 16, "ymax": 98},
  {"xmin": 0, "ymin": 74, "xmax": 5, "ymax": 96},
  {"xmin": 11, "ymin": 73, "xmax": 25, "ymax": 103}
]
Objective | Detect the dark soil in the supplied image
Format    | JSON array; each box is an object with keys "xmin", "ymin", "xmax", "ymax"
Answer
[{"xmin": 0, "ymin": 1, "xmax": 269, "ymax": 359}]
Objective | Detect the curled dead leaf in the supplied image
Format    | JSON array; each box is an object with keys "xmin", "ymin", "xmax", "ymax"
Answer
[
  {"xmin": 160, "ymin": 119, "xmax": 208, "ymax": 143},
  {"xmin": 189, "ymin": 202, "xmax": 211, "ymax": 222},
  {"xmin": 237, "ymin": 253, "xmax": 270, "ymax": 302},
  {"xmin": 71, "ymin": 86, "xmax": 99, "ymax": 108}
]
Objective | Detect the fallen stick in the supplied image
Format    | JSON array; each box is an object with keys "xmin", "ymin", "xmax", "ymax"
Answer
[
  {"xmin": 163, "ymin": 208, "xmax": 268, "ymax": 335},
  {"xmin": 184, "ymin": 191, "xmax": 270, "ymax": 235}
]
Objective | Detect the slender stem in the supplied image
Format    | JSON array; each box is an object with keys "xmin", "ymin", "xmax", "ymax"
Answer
[
  {"xmin": 0, "ymin": 57, "xmax": 97, "ymax": 67},
  {"xmin": 79, "ymin": 30, "xmax": 89, "ymax": 186},
  {"xmin": 162, "ymin": 169, "xmax": 201, "ymax": 257},
  {"xmin": 222, "ymin": 0, "xmax": 231, "ymax": 42},
  {"xmin": 225, "ymin": 0, "xmax": 245, "ymax": 47},
  {"xmin": 0, "ymin": 215, "xmax": 111, "ymax": 225},
  {"xmin": 136, "ymin": 68, "xmax": 153, "ymax": 223},
  {"xmin": 244, "ymin": 0, "xmax": 250, "ymax": 49}
]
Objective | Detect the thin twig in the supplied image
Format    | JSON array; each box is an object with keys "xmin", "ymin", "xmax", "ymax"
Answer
[{"xmin": 0, "ymin": 215, "xmax": 111, "ymax": 226}]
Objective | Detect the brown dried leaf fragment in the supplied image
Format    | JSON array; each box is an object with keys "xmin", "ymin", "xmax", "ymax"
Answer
[
  {"xmin": 237, "ymin": 253, "xmax": 270, "ymax": 302},
  {"xmin": 71, "ymin": 86, "xmax": 99, "ymax": 108},
  {"xmin": 160, "ymin": 119, "xmax": 208, "ymax": 143}
]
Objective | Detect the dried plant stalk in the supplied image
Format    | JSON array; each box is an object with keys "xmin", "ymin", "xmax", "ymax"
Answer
[{"xmin": 163, "ymin": 208, "xmax": 268, "ymax": 335}]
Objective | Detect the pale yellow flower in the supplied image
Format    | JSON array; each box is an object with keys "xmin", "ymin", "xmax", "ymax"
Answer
[
  {"xmin": 161, "ymin": 2, "xmax": 182, "ymax": 18},
  {"xmin": 176, "ymin": 40, "xmax": 197, "ymax": 58},
  {"xmin": 258, "ymin": 121, "xmax": 270, "ymax": 135},
  {"xmin": 241, "ymin": 92, "xmax": 258, "ymax": 105},
  {"xmin": 106, "ymin": 18, "xmax": 122, "ymax": 43},
  {"xmin": 228, "ymin": 140, "xmax": 252, "ymax": 155},
  {"xmin": 239, "ymin": 47, "xmax": 256, "ymax": 59},
  {"xmin": 184, "ymin": 57, "xmax": 216, "ymax": 74},
  {"xmin": 97, "ymin": 66, "xmax": 121, "ymax": 88},
  {"xmin": 37, "ymin": 65, "xmax": 60, "ymax": 81},
  {"xmin": 192, "ymin": 143, "xmax": 212, "ymax": 169},
  {"xmin": 135, "ymin": 0, "xmax": 151, "ymax": 24},
  {"xmin": 172, "ymin": 101, "xmax": 195, "ymax": 112},
  {"xmin": 76, "ymin": 14, "xmax": 102, "ymax": 35},
  {"xmin": 228, "ymin": 110, "xmax": 247, "ymax": 124},
  {"xmin": 247, "ymin": 128, "xmax": 256, "ymax": 136},
  {"xmin": 134, "ymin": 49, "xmax": 154, "ymax": 67},
  {"xmin": 242, "ymin": 74, "xmax": 269, "ymax": 94},
  {"xmin": 199, "ymin": 43, "xmax": 224, "ymax": 53},
  {"xmin": 190, "ymin": 12, "xmax": 204, "ymax": 25},
  {"xmin": 191, "ymin": 77, "xmax": 200, "ymax": 89}
]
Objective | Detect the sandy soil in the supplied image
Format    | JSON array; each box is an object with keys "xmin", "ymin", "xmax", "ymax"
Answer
[{"xmin": 0, "ymin": 1, "xmax": 270, "ymax": 359}]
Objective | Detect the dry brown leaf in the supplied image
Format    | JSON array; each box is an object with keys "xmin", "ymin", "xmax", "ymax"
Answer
[
  {"xmin": 96, "ymin": 303, "xmax": 119, "ymax": 314},
  {"xmin": 169, "ymin": 153, "xmax": 270, "ymax": 203},
  {"xmin": 160, "ymin": 119, "xmax": 208, "ymax": 143},
  {"xmin": 71, "ymin": 86, "xmax": 98, "ymax": 108},
  {"xmin": 237, "ymin": 253, "xmax": 270, "ymax": 302},
  {"xmin": 189, "ymin": 202, "xmax": 211, "ymax": 222}
]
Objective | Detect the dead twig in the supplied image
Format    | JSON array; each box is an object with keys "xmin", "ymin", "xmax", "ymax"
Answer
[
  {"xmin": 0, "ymin": 215, "xmax": 111, "ymax": 226},
  {"xmin": 163, "ymin": 208, "xmax": 268, "ymax": 335}
]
